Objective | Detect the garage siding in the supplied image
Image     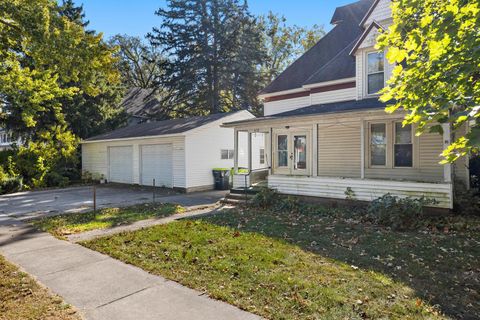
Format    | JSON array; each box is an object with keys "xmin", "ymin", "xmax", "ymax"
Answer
[
  {"xmin": 82, "ymin": 136, "xmax": 186, "ymax": 188},
  {"xmin": 184, "ymin": 111, "xmax": 255, "ymax": 189}
]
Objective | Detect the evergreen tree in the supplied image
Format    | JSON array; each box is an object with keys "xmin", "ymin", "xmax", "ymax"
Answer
[{"xmin": 148, "ymin": 0, "xmax": 264, "ymax": 115}]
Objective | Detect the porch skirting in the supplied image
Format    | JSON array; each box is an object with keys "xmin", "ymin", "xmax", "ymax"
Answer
[{"xmin": 268, "ymin": 175, "xmax": 453, "ymax": 209}]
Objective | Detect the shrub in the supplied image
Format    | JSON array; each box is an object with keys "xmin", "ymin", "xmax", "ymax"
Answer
[
  {"xmin": 44, "ymin": 171, "xmax": 70, "ymax": 188},
  {"xmin": 251, "ymin": 187, "xmax": 279, "ymax": 208},
  {"xmin": 366, "ymin": 194, "xmax": 436, "ymax": 230},
  {"xmin": 0, "ymin": 176, "xmax": 23, "ymax": 194},
  {"xmin": 454, "ymin": 189, "xmax": 480, "ymax": 216}
]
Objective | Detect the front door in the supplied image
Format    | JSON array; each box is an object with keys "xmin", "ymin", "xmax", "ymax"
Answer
[{"xmin": 274, "ymin": 130, "xmax": 310, "ymax": 175}]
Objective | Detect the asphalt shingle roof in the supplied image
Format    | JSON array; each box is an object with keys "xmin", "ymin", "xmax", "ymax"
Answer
[
  {"xmin": 85, "ymin": 112, "xmax": 236, "ymax": 142},
  {"xmin": 223, "ymin": 98, "xmax": 387, "ymax": 126},
  {"xmin": 261, "ymin": 0, "xmax": 374, "ymax": 95}
]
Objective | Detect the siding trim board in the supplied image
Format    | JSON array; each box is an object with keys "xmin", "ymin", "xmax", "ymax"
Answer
[
  {"xmin": 268, "ymin": 175, "xmax": 453, "ymax": 209},
  {"xmin": 263, "ymin": 81, "xmax": 356, "ymax": 103}
]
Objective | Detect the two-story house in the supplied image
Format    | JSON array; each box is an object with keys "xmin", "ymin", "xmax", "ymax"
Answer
[{"xmin": 223, "ymin": 0, "xmax": 470, "ymax": 209}]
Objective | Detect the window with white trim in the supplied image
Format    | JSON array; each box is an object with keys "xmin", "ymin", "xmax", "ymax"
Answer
[
  {"xmin": 259, "ymin": 148, "xmax": 265, "ymax": 164},
  {"xmin": 370, "ymin": 123, "xmax": 387, "ymax": 166},
  {"xmin": 394, "ymin": 123, "xmax": 413, "ymax": 167},
  {"xmin": 221, "ymin": 149, "xmax": 234, "ymax": 160},
  {"xmin": 367, "ymin": 51, "xmax": 384, "ymax": 95}
]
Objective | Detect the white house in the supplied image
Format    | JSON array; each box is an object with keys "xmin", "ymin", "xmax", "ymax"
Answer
[
  {"xmin": 81, "ymin": 110, "xmax": 264, "ymax": 192},
  {"xmin": 223, "ymin": 0, "xmax": 470, "ymax": 209}
]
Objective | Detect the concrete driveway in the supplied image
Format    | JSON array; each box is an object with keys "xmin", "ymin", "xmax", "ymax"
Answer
[{"xmin": 0, "ymin": 185, "xmax": 227, "ymax": 221}]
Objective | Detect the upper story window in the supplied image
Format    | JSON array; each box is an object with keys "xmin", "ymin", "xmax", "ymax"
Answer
[{"xmin": 367, "ymin": 51, "xmax": 384, "ymax": 95}]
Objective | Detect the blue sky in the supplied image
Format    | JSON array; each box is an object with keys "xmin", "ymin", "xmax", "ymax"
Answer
[{"xmin": 78, "ymin": 0, "xmax": 354, "ymax": 39}]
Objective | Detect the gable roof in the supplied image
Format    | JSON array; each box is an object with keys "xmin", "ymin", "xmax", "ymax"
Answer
[
  {"xmin": 358, "ymin": 0, "xmax": 381, "ymax": 26},
  {"xmin": 349, "ymin": 20, "xmax": 383, "ymax": 56},
  {"xmin": 260, "ymin": 0, "xmax": 374, "ymax": 95},
  {"xmin": 84, "ymin": 112, "xmax": 240, "ymax": 142},
  {"xmin": 119, "ymin": 87, "xmax": 162, "ymax": 119}
]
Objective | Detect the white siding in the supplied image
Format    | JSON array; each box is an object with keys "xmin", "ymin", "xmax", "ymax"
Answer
[
  {"xmin": 363, "ymin": 0, "xmax": 392, "ymax": 26},
  {"xmin": 318, "ymin": 120, "xmax": 361, "ymax": 178},
  {"xmin": 82, "ymin": 136, "xmax": 186, "ymax": 188},
  {"xmin": 184, "ymin": 111, "xmax": 256, "ymax": 189},
  {"xmin": 264, "ymin": 95, "xmax": 310, "ymax": 116},
  {"xmin": 310, "ymin": 87, "xmax": 357, "ymax": 105},
  {"xmin": 269, "ymin": 175, "xmax": 453, "ymax": 209}
]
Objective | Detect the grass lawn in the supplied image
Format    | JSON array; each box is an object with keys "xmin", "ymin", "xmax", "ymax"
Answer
[
  {"xmin": 81, "ymin": 205, "xmax": 480, "ymax": 319},
  {"xmin": 32, "ymin": 203, "xmax": 184, "ymax": 239},
  {"xmin": 0, "ymin": 255, "xmax": 80, "ymax": 320}
]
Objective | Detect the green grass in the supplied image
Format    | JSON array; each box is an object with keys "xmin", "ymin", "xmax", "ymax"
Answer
[
  {"xmin": 0, "ymin": 255, "xmax": 80, "ymax": 320},
  {"xmin": 79, "ymin": 206, "xmax": 476, "ymax": 320},
  {"xmin": 32, "ymin": 203, "xmax": 184, "ymax": 239}
]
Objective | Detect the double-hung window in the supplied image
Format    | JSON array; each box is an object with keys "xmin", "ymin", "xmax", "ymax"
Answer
[
  {"xmin": 369, "ymin": 122, "xmax": 414, "ymax": 168},
  {"xmin": 367, "ymin": 51, "xmax": 385, "ymax": 95},
  {"xmin": 394, "ymin": 123, "xmax": 413, "ymax": 167},
  {"xmin": 370, "ymin": 123, "xmax": 387, "ymax": 166}
]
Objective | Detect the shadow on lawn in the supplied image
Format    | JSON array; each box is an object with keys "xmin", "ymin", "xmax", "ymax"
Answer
[{"xmin": 200, "ymin": 207, "xmax": 480, "ymax": 320}]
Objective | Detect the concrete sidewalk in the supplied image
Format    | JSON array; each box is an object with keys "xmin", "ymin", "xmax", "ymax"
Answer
[{"xmin": 0, "ymin": 221, "xmax": 260, "ymax": 320}]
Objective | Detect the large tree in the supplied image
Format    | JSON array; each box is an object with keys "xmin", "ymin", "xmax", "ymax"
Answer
[
  {"xmin": 259, "ymin": 12, "xmax": 325, "ymax": 83},
  {"xmin": 377, "ymin": 0, "xmax": 479, "ymax": 163},
  {"xmin": 0, "ymin": 0, "xmax": 122, "ymax": 186},
  {"xmin": 109, "ymin": 34, "xmax": 165, "ymax": 89},
  {"xmin": 148, "ymin": 0, "xmax": 264, "ymax": 116}
]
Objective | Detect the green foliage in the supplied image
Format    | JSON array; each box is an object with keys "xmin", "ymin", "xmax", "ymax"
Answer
[
  {"xmin": 258, "ymin": 12, "xmax": 325, "ymax": 83},
  {"xmin": 149, "ymin": 0, "xmax": 264, "ymax": 116},
  {"xmin": 0, "ymin": 166, "xmax": 22, "ymax": 194},
  {"xmin": 377, "ymin": 0, "xmax": 480, "ymax": 162},
  {"xmin": 454, "ymin": 187, "xmax": 480, "ymax": 216},
  {"xmin": 251, "ymin": 187, "xmax": 279, "ymax": 208},
  {"xmin": 470, "ymin": 154, "xmax": 480, "ymax": 189},
  {"xmin": 0, "ymin": 0, "xmax": 125, "ymax": 190},
  {"xmin": 109, "ymin": 34, "xmax": 165, "ymax": 89},
  {"xmin": 366, "ymin": 194, "xmax": 436, "ymax": 230}
]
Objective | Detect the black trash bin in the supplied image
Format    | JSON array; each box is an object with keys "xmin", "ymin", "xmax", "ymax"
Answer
[{"xmin": 212, "ymin": 168, "xmax": 231, "ymax": 190}]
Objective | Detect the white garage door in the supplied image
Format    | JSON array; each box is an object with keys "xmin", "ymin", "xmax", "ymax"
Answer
[
  {"xmin": 108, "ymin": 146, "xmax": 133, "ymax": 184},
  {"xmin": 140, "ymin": 144, "xmax": 173, "ymax": 187}
]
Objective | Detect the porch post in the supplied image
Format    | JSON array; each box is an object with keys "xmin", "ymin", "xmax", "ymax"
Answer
[
  {"xmin": 234, "ymin": 129, "xmax": 239, "ymax": 174},
  {"xmin": 360, "ymin": 120, "xmax": 365, "ymax": 179},
  {"xmin": 312, "ymin": 124, "xmax": 318, "ymax": 176},
  {"xmin": 442, "ymin": 123, "xmax": 452, "ymax": 183},
  {"xmin": 269, "ymin": 128, "xmax": 273, "ymax": 175},
  {"xmin": 247, "ymin": 132, "xmax": 252, "ymax": 171}
]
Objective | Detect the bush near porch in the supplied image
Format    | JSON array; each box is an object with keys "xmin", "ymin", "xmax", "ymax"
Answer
[{"xmin": 81, "ymin": 201, "xmax": 480, "ymax": 319}]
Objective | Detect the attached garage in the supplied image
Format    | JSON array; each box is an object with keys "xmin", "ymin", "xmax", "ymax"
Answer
[{"xmin": 81, "ymin": 110, "xmax": 256, "ymax": 192}]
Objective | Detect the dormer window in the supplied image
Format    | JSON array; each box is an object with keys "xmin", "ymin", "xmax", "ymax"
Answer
[{"xmin": 367, "ymin": 51, "xmax": 384, "ymax": 95}]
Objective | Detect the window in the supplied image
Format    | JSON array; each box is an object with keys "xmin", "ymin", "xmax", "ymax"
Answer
[
  {"xmin": 394, "ymin": 123, "xmax": 413, "ymax": 167},
  {"xmin": 293, "ymin": 135, "xmax": 307, "ymax": 169},
  {"xmin": 370, "ymin": 123, "xmax": 386, "ymax": 166},
  {"xmin": 367, "ymin": 51, "xmax": 384, "ymax": 95},
  {"xmin": 259, "ymin": 148, "xmax": 265, "ymax": 164},
  {"xmin": 277, "ymin": 135, "xmax": 288, "ymax": 167},
  {"xmin": 221, "ymin": 149, "xmax": 234, "ymax": 160}
]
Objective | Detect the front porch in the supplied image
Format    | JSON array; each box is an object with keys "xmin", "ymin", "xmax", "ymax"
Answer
[{"xmin": 229, "ymin": 111, "xmax": 456, "ymax": 209}]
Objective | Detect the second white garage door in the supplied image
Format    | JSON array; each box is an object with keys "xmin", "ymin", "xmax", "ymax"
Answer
[{"xmin": 140, "ymin": 144, "xmax": 173, "ymax": 187}]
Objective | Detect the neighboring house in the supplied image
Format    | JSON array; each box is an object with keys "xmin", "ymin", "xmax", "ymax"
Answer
[
  {"xmin": 0, "ymin": 128, "xmax": 21, "ymax": 151},
  {"xmin": 81, "ymin": 110, "xmax": 264, "ymax": 192},
  {"xmin": 223, "ymin": 0, "xmax": 469, "ymax": 209},
  {"xmin": 120, "ymin": 87, "xmax": 163, "ymax": 126}
]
